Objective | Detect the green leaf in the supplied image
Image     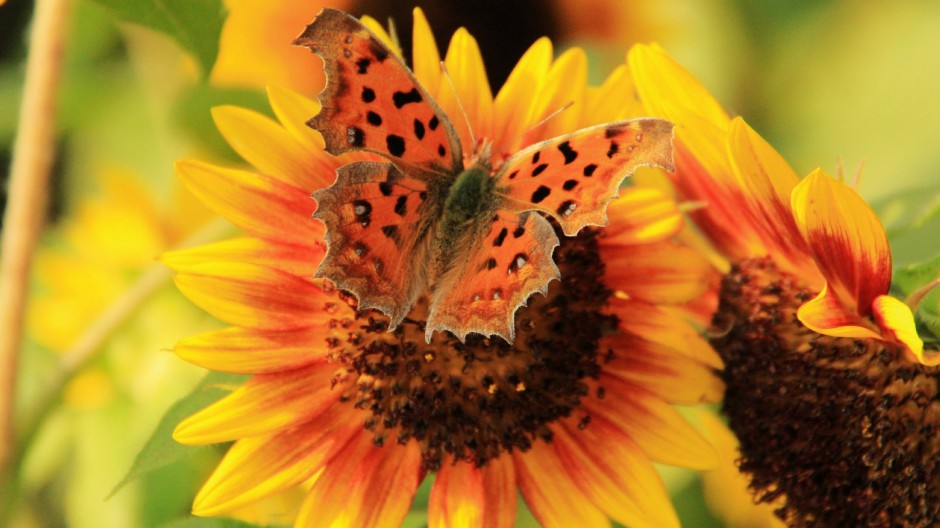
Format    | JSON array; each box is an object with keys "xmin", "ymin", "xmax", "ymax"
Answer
[
  {"xmin": 109, "ymin": 371, "xmax": 248, "ymax": 498},
  {"xmin": 874, "ymin": 186, "xmax": 940, "ymax": 266},
  {"xmin": 893, "ymin": 254, "xmax": 940, "ymax": 342},
  {"xmin": 88, "ymin": 0, "xmax": 226, "ymax": 76}
]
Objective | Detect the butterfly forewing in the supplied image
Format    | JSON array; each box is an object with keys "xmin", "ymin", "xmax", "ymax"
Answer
[
  {"xmin": 312, "ymin": 161, "xmax": 440, "ymax": 329},
  {"xmin": 496, "ymin": 118, "xmax": 675, "ymax": 236},
  {"xmin": 426, "ymin": 211, "xmax": 560, "ymax": 342},
  {"xmin": 295, "ymin": 8, "xmax": 463, "ymax": 176}
]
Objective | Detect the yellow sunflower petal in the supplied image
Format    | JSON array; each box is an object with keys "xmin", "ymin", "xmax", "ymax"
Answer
[
  {"xmin": 583, "ymin": 64, "xmax": 645, "ymax": 125},
  {"xmin": 628, "ymin": 43, "xmax": 729, "ymax": 154},
  {"xmin": 871, "ymin": 295, "xmax": 930, "ymax": 364},
  {"xmin": 429, "ymin": 455, "xmax": 515, "ymax": 528},
  {"xmin": 175, "ymin": 159, "xmax": 319, "ymax": 247},
  {"xmin": 192, "ymin": 407, "xmax": 359, "ymax": 516},
  {"xmin": 608, "ymin": 298, "xmax": 723, "ymax": 369},
  {"xmin": 490, "ymin": 37, "xmax": 553, "ymax": 153},
  {"xmin": 796, "ymin": 283, "xmax": 883, "ymax": 340},
  {"xmin": 171, "ymin": 262, "xmax": 335, "ymax": 331},
  {"xmin": 174, "ymin": 326, "xmax": 329, "ymax": 374},
  {"xmin": 526, "ymin": 47, "xmax": 587, "ymax": 142},
  {"xmin": 589, "ymin": 376, "xmax": 719, "ymax": 470},
  {"xmin": 602, "ymin": 187, "xmax": 683, "ymax": 245},
  {"xmin": 439, "ymin": 27, "xmax": 494, "ymax": 152},
  {"xmin": 266, "ymin": 84, "xmax": 326, "ymax": 151},
  {"xmin": 602, "ymin": 334, "xmax": 724, "ymax": 405},
  {"xmin": 553, "ymin": 417, "xmax": 679, "ymax": 528},
  {"xmin": 161, "ymin": 237, "xmax": 323, "ymax": 279},
  {"xmin": 513, "ymin": 441, "xmax": 608, "ymax": 527},
  {"xmin": 791, "ymin": 169, "xmax": 892, "ymax": 316},
  {"xmin": 212, "ymin": 105, "xmax": 325, "ymax": 190},
  {"xmin": 174, "ymin": 362, "xmax": 342, "ymax": 444},
  {"xmin": 603, "ymin": 241, "xmax": 712, "ymax": 304},
  {"xmin": 360, "ymin": 15, "xmax": 401, "ymax": 58},
  {"xmin": 295, "ymin": 435, "xmax": 423, "ymax": 528},
  {"xmin": 412, "ymin": 7, "xmax": 442, "ymax": 98}
]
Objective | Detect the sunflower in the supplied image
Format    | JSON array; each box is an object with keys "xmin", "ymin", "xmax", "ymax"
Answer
[
  {"xmin": 164, "ymin": 9, "xmax": 722, "ymax": 527},
  {"xmin": 630, "ymin": 44, "xmax": 940, "ymax": 525}
]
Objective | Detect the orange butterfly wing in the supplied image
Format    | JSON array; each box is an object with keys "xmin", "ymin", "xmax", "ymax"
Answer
[
  {"xmin": 426, "ymin": 211, "xmax": 560, "ymax": 342},
  {"xmin": 294, "ymin": 8, "xmax": 463, "ymax": 176},
  {"xmin": 496, "ymin": 119, "xmax": 675, "ymax": 236},
  {"xmin": 313, "ymin": 162, "xmax": 440, "ymax": 329}
]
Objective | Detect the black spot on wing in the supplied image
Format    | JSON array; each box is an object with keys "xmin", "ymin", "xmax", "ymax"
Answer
[
  {"xmin": 531, "ymin": 185, "xmax": 551, "ymax": 204},
  {"xmin": 484, "ymin": 257, "xmax": 498, "ymax": 270},
  {"xmin": 355, "ymin": 58, "xmax": 371, "ymax": 74},
  {"xmin": 378, "ymin": 181, "xmax": 393, "ymax": 196},
  {"xmin": 414, "ymin": 119, "xmax": 425, "ymax": 140},
  {"xmin": 367, "ymin": 111, "xmax": 382, "ymax": 126},
  {"xmin": 512, "ymin": 225, "xmax": 525, "ymax": 238},
  {"xmin": 394, "ymin": 195, "xmax": 408, "ymax": 216},
  {"xmin": 438, "ymin": 145, "xmax": 446, "ymax": 157},
  {"xmin": 493, "ymin": 227, "xmax": 508, "ymax": 247},
  {"xmin": 532, "ymin": 151, "xmax": 541, "ymax": 164},
  {"xmin": 558, "ymin": 141, "xmax": 578, "ymax": 164},
  {"xmin": 367, "ymin": 38, "xmax": 389, "ymax": 62},
  {"xmin": 531, "ymin": 163, "xmax": 548, "ymax": 177},
  {"xmin": 361, "ymin": 87, "xmax": 376, "ymax": 103},
  {"xmin": 508, "ymin": 170, "xmax": 519, "ymax": 180},
  {"xmin": 428, "ymin": 115, "xmax": 439, "ymax": 130},
  {"xmin": 381, "ymin": 224, "xmax": 400, "ymax": 242},
  {"xmin": 606, "ymin": 141, "xmax": 619, "ymax": 158},
  {"xmin": 387, "ymin": 134, "xmax": 406, "ymax": 157},
  {"xmin": 393, "ymin": 88, "xmax": 422, "ymax": 108},
  {"xmin": 557, "ymin": 200, "xmax": 577, "ymax": 217},
  {"xmin": 583, "ymin": 163, "xmax": 598, "ymax": 177},
  {"xmin": 508, "ymin": 253, "xmax": 528, "ymax": 274},
  {"xmin": 563, "ymin": 179, "xmax": 578, "ymax": 191}
]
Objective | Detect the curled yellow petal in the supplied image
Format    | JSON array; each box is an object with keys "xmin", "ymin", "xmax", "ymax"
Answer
[
  {"xmin": 871, "ymin": 295, "xmax": 931, "ymax": 365},
  {"xmin": 796, "ymin": 283, "xmax": 883, "ymax": 340},
  {"xmin": 792, "ymin": 169, "xmax": 891, "ymax": 316}
]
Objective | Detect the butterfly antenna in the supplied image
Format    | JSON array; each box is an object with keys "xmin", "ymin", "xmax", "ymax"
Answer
[
  {"xmin": 507, "ymin": 101, "xmax": 575, "ymax": 147},
  {"xmin": 440, "ymin": 61, "xmax": 477, "ymax": 149}
]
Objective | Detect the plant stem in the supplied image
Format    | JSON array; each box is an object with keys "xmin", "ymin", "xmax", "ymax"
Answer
[{"xmin": 0, "ymin": 0, "xmax": 72, "ymax": 496}]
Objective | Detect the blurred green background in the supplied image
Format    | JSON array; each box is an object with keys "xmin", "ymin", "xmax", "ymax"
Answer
[{"xmin": 1, "ymin": 0, "xmax": 938, "ymax": 526}]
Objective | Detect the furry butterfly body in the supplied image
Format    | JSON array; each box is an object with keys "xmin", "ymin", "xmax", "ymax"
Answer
[{"xmin": 295, "ymin": 8, "xmax": 675, "ymax": 342}]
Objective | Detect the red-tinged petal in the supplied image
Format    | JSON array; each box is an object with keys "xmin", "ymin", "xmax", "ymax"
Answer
[
  {"xmin": 192, "ymin": 406, "xmax": 360, "ymax": 516},
  {"xmin": 513, "ymin": 441, "xmax": 608, "ymax": 528},
  {"xmin": 175, "ymin": 159, "xmax": 319, "ymax": 247},
  {"xmin": 872, "ymin": 295, "xmax": 931, "ymax": 364},
  {"xmin": 607, "ymin": 297, "xmax": 723, "ymax": 369},
  {"xmin": 791, "ymin": 169, "xmax": 892, "ymax": 315},
  {"xmin": 601, "ymin": 187, "xmax": 683, "ymax": 245},
  {"xmin": 429, "ymin": 455, "xmax": 516, "ymax": 528},
  {"xmin": 602, "ymin": 241, "xmax": 711, "ymax": 304},
  {"xmin": 796, "ymin": 282, "xmax": 883, "ymax": 340},
  {"xmin": 174, "ymin": 361, "xmax": 344, "ymax": 444},
  {"xmin": 587, "ymin": 376, "xmax": 718, "ymax": 470},
  {"xmin": 171, "ymin": 262, "xmax": 342, "ymax": 331},
  {"xmin": 601, "ymin": 333, "xmax": 724, "ymax": 405},
  {"xmin": 295, "ymin": 435, "xmax": 423, "ymax": 528},
  {"xmin": 174, "ymin": 326, "xmax": 330, "ymax": 374},
  {"xmin": 727, "ymin": 118, "xmax": 821, "ymax": 282},
  {"xmin": 552, "ymin": 416, "xmax": 679, "ymax": 528},
  {"xmin": 212, "ymin": 105, "xmax": 327, "ymax": 190},
  {"xmin": 161, "ymin": 237, "xmax": 324, "ymax": 279}
]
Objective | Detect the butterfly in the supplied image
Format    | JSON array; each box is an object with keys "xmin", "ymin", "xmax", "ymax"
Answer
[{"xmin": 294, "ymin": 8, "xmax": 675, "ymax": 343}]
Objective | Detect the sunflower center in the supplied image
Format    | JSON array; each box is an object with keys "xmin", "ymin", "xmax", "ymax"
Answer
[
  {"xmin": 323, "ymin": 229, "xmax": 615, "ymax": 471},
  {"xmin": 712, "ymin": 256, "xmax": 940, "ymax": 527}
]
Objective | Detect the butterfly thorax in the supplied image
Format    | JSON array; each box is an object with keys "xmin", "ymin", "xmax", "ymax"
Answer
[{"xmin": 439, "ymin": 162, "xmax": 498, "ymax": 240}]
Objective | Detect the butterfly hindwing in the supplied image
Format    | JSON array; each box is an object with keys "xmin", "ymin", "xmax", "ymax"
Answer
[
  {"xmin": 294, "ymin": 8, "xmax": 463, "ymax": 176},
  {"xmin": 312, "ymin": 161, "xmax": 440, "ymax": 329},
  {"xmin": 496, "ymin": 118, "xmax": 675, "ymax": 236},
  {"xmin": 426, "ymin": 211, "xmax": 560, "ymax": 342}
]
